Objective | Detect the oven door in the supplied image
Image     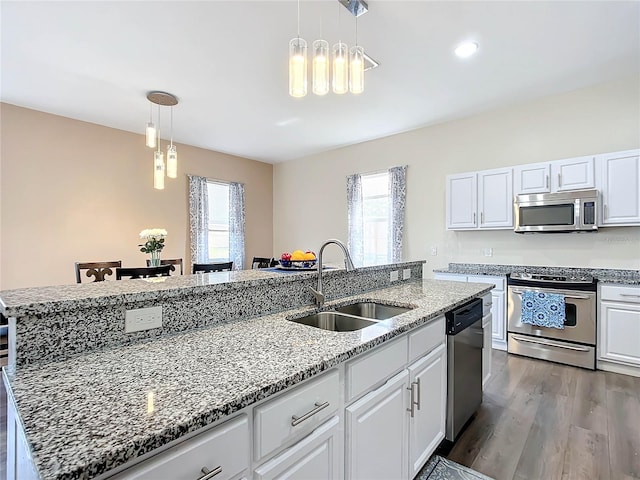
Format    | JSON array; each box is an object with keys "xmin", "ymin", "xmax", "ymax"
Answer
[{"xmin": 507, "ymin": 285, "xmax": 596, "ymax": 345}]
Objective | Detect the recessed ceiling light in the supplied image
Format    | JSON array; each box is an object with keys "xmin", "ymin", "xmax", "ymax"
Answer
[{"xmin": 455, "ymin": 42, "xmax": 479, "ymax": 58}]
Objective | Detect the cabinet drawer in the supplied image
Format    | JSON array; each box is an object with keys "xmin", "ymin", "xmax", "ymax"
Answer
[
  {"xmin": 467, "ymin": 275, "xmax": 505, "ymax": 292},
  {"xmin": 254, "ymin": 369, "xmax": 339, "ymax": 461},
  {"xmin": 346, "ymin": 336, "xmax": 408, "ymax": 402},
  {"xmin": 110, "ymin": 414, "xmax": 249, "ymax": 480},
  {"xmin": 408, "ymin": 316, "xmax": 445, "ymax": 364},
  {"xmin": 601, "ymin": 284, "xmax": 640, "ymax": 303}
]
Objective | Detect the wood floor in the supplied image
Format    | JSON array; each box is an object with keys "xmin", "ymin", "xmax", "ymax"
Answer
[{"xmin": 448, "ymin": 350, "xmax": 640, "ymax": 480}]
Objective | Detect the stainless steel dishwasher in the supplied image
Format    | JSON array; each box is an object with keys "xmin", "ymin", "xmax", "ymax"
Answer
[{"xmin": 445, "ymin": 297, "xmax": 483, "ymax": 441}]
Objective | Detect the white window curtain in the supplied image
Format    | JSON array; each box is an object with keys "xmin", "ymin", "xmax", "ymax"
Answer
[
  {"xmin": 347, "ymin": 173, "xmax": 364, "ymax": 266},
  {"xmin": 188, "ymin": 174, "xmax": 209, "ymax": 264},
  {"xmin": 229, "ymin": 182, "xmax": 245, "ymax": 270},
  {"xmin": 388, "ymin": 165, "xmax": 407, "ymax": 263}
]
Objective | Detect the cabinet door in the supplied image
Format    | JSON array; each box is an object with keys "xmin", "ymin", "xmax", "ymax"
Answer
[
  {"xmin": 408, "ymin": 344, "xmax": 446, "ymax": 479},
  {"xmin": 491, "ymin": 291, "xmax": 507, "ymax": 350},
  {"xmin": 478, "ymin": 168, "xmax": 513, "ymax": 228},
  {"xmin": 446, "ymin": 173, "xmax": 477, "ymax": 229},
  {"xmin": 514, "ymin": 162, "xmax": 551, "ymax": 194},
  {"xmin": 553, "ymin": 156, "xmax": 595, "ymax": 191},
  {"xmin": 346, "ymin": 370, "xmax": 408, "ymax": 480},
  {"xmin": 482, "ymin": 313, "xmax": 492, "ymax": 388},
  {"xmin": 254, "ymin": 416, "xmax": 342, "ymax": 480},
  {"xmin": 599, "ymin": 301, "xmax": 640, "ymax": 366},
  {"xmin": 598, "ymin": 150, "xmax": 640, "ymax": 225}
]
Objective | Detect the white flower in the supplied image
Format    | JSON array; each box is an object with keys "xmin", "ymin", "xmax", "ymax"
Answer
[{"xmin": 139, "ymin": 228, "xmax": 168, "ymax": 239}]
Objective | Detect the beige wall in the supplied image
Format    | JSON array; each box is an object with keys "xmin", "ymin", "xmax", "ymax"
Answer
[
  {"xmin": 0, "ymin": 103, "xmax": 273, "ymax": 289},
  {"xmin": 273, "ymin": 76, "xmax": 640, "ymax": 273}
]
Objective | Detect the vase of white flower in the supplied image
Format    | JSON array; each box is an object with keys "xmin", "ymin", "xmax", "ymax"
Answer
[{"xmin": 139, "ymin": 228, "xmax": 167, "ymax": 266}]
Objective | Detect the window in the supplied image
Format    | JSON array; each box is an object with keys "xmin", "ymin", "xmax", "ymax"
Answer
[
  {"xmin": 207, "ymin": 181, "xmax": 230, "ymax": 262},
  {"xmin": 361, "ymin": 172, "xmax": 390, "ymax": 265}
]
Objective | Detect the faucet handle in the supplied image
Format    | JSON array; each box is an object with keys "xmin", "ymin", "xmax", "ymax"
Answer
[{"xmin": 307, "ymin": 286, "xmax": 325, "ymax": 306}]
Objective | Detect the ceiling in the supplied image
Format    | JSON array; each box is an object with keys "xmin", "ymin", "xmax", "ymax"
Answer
[{"xmin": 2, "ymin": 1, "xmax": 639, "ymax": 164}]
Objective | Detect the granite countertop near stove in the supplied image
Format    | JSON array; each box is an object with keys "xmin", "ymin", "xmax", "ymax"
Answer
[
  {"xmin": 433, "ymin": 263, "xmax": 640, "ymax": 285},
  {"xmin": 3, "ymin": 279, "xmax": 492, "ymax": 480}
]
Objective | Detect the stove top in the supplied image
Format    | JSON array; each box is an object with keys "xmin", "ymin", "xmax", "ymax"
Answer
[{"xmin": 509, "ymin": 272, "xmax": 595, "ymax": 284}]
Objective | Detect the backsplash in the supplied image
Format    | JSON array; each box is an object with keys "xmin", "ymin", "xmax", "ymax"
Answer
[{"xmin": 2, "ymin": 261, "xmax": 424, "ymax": 368}]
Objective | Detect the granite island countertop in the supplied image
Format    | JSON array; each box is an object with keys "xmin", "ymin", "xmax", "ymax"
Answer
[
  {"xmin": 433, "ymin": 263, "xmax": 640, "ymax": 285},
  {"xmin": 4, "ymin": 279, "xmax": 492, "ymax": 480}
]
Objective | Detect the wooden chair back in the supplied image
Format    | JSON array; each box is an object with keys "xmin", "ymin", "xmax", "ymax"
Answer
[
  {"xmin": 146, "ymin": 258, "xmax": 183, "ymax": 275},
  {"xmin": 116, "ymin": 265, "xmax": 172, "ymax": 280},
  {"xmin": 192, "ymin": 262, "xmax": 234, "ymax": 274},
  {"xmin": 251, "ymin": 257, "xmax": 274, "ymax": 269},
  {"xmin": 75, "ymin": 261, "xmax": 122, "ymax": 283}
]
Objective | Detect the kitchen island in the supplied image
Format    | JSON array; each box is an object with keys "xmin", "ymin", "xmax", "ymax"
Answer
[{"xmin": 2, "ymin": 263, "xmax": 492, "ymax": 479}]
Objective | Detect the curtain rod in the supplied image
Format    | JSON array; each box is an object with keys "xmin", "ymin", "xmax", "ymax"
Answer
[{"xmin": 345, "ymin": 165, "xmax": 407, "ymax": 178}]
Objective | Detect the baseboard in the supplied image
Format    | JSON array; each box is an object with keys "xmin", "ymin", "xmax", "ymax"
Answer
[
  {"xmin": 491, "ymin": 341, "xmax": 507, "ymax": 351},
  {"xmin": 597, "ymin": 360, "xmax": 640, "ymax": 378}
]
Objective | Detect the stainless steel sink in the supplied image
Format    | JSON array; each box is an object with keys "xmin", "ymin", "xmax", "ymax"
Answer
[
  {"xmin": 289, "ymin": 311, "xmax": 378, "ymax": 332},
  {"xmin": 333, "ymin": 302, "xmax": 412, "ymax": 320}
]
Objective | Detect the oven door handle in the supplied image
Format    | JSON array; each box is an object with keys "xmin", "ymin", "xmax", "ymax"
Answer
[
  {"xmin": 510, "ymin": 287, "xmax": 591, "ymax": 300},
  {"xmin": 511, "ymin": 334, "xmax": 591, "ymax": 352}
]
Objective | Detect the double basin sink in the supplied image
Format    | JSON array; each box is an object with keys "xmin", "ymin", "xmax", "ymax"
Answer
[{"xmin": 290, "ymin": 302, "xmax": 413, "ymax": 332}]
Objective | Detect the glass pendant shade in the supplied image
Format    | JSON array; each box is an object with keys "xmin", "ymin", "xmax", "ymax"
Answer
[
  {"xmin": 153, "ymin": 150, "xmax": 165, "ymax": 190},
  {"xmin": 312, "ymin": 40, "xmax": 330, "ymax": 96},
  {"xmin": 349, "ymin": 46, "xmax": 365, "ymax": 94},
  {"xmin": 146, "ymin": 122, "xmax": 156, "ymax": 148},
  {"xmin": 166, "ymin": 144, "xmax": 178, "ymax": 179},
  {"xmin": 332, "ymin": 42, "xmax": 349, "ymax": 94},
  {"xmin": 289, "ymin": 38, "xmax": 308, "ymax": 98}
]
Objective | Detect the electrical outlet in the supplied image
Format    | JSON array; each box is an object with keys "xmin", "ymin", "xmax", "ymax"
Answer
[
  {"xmin": 403, "ymin": 268, "xmax": 411, "ymax": 280},
  {"xmin": 430, "ymin": 246, "xmax": 438, "ymax": 256},
  {"xmin": 125, "ymin": 306, "xmax": 163, "ymax": 333},
  {"xmin": 390, "ymin": 270, "xmax": 399, "ymax": 282},
  {"xmin": 483, "ymin": 247, "xmax": 493, "ymax": 257}
]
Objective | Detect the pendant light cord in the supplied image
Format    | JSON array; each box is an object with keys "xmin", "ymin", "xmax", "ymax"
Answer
[
  {"xmin": 170, "ymin": 106, "xmax": 174, "ymax": 147},
  {"xmin": 156, "ymin": 104, "xmax": 161, "ymax": 153},
  {"xmin": 297, "ymin": 0, "xmax": 300, "ymax": 39}
]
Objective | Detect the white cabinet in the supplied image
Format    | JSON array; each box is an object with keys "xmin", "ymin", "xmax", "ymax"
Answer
[
  {"xmin": 446, "ymin": 168, "xmax": 513, "ymax": 230},
  {"xmin": 109, "ymin": 414, "xmax": 250, "ymax": 480},
  {"xmin": 446, "ymin": 173, "xmax": 477, "ymax": 229},
  {"xmin": 346, "ymin": 370, "xmax": 409, "ymax": 480},
  {"xmin": 435, "ymin": 273, "xmax": 507, "ymax": 351},
  {"xmin": 598, "ymin": 284, "xmax": 640, "ymax": 371},
  {"xmin": 514, "ymin": 155, "xmax": 595, "ymax": 194},
  {"xmin": 408, "ymin": 344, "xmax": 446, "ymax": 479},
  {"xmin": 254, "ymin": 416, "xmax": 342, "ymax": 480},
  {"xmin": 597, "ymin": 149, "xmax": 640, "ymax": 226}
]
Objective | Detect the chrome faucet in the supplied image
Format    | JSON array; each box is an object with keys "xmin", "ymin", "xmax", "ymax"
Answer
[{"xmin": 308, "ymin": 239, "xmax": 356, "ymax": 308}]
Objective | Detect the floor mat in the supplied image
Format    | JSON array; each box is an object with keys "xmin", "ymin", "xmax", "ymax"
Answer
[{"xmin": 415, "ymin": 455, "xmax": 495, "ymax": 480}]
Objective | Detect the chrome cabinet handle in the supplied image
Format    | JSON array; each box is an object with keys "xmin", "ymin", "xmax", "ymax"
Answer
[
  {"xmin": 480, "ymin": 212, "xmax": 484, "ymax": 224},
  {"xmin": 406, "ymin": 383, "xmax": 415, "ymax": 417},
  {"xmin": 620, "ymin": 294, "xmax": 640, "ymax": 298},
  {"xmin": 604, "ymin": 204, "xmax": 608, "ymax": 219},
  {"xmin": 558, "ymin": 173, "xmax": 562, "ymax": 187},
  {"xmin": 291, "ymin": 401, "xmax": 330, "ymax": 426},
  {"xmin": 415, "ymin": 378, "xmax": 421, "ymax": 410},
  {"xmin": 473, "ymin": 212, "xmax": 476, "ymax": 225},
  {"xmin": 546, "ymin": 175, "xmax": 549, "ymax": 189},
  {"xmin": 512, "ymin": 335, "xmax": 590, "ymax": 352},
  {"xmin": 197, "ymin": 466, "xmax": 222, "ymax": 480}
]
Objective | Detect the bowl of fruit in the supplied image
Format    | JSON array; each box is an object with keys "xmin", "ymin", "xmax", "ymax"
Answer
[{"xmin": 279, "ymin": 250, "xmax": 317, "ymax": 269}]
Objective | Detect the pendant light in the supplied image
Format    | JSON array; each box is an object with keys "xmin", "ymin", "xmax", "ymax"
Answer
[
  {"xmin": 332, "ymin": 4, "xmax": 349, "ymax": 94},
  {"xmin": 349, "ymin": 16, "xmax": 364, "ymax": 94},
  {"xmin": 312, "ymin": 39, "xmax": 329, "ymax": 96},
  {"xmin": 166, "ymin": 105, "xmax": 178, "ymax": 178},
  {"xmin": 145, "ymin": 91, "xmax": 178, "ymax": 190},
  {"xmin": 289, "ymin": 0, "xmax": 307, "ymax": 98},
  {"xmin": 153, "ymin": 106, "xmax": 165, "ymax": 190},
  {"xmin": 145, "ymin": 103, "xmax": 156, "ymax": 148}
]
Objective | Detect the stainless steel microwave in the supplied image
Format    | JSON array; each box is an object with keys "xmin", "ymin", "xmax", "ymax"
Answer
[{"xmin": 514, "ymin": 189, "xmax": 598, "ymax": 233}]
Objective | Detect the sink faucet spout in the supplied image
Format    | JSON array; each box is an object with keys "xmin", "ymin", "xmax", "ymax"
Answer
[{"xmin": 308, "ymin": 239, "xmax": 356, "ymax": 308}]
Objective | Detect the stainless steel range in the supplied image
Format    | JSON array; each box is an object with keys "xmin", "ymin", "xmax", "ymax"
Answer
[{"xmin": 507, "ymin": 272, "xmax": 597, "ymax": 369}]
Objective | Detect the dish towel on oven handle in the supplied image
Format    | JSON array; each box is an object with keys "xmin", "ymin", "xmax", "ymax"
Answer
[{"xmin": 521, "ymin": 290, "xmax": 566, "ymax": 329}]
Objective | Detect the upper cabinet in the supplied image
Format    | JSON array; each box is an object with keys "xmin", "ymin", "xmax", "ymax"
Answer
[
  {"xmin": 514, "ymin": 156, "xmax": 595, "ymax": 194},
  {"xmin": 596, "ymin": 149, "xmax": 640, "ymax": 226},
  {"xmin": 446, "ymin": 168, "xmax": 512, "ymax": 230}
]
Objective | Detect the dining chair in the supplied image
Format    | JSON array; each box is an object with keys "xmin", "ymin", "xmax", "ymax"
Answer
[
  {"xmin": 192, "ymin": 262, "xmax": 234, "ymax": 274},
  {"xmin": 116, "ymin": 265, "xmax": 172, "ymax": 280},
  {"xmin": 146, "ymin": 258, "xmax": 183, "ymax": 275},
  {"xmin": 75, "ymin": 261, "xmax": 122, "ymax": 283},
  {"xmin": 251, "ymin": 257, "xmax": 274, "ymax": 269}
]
